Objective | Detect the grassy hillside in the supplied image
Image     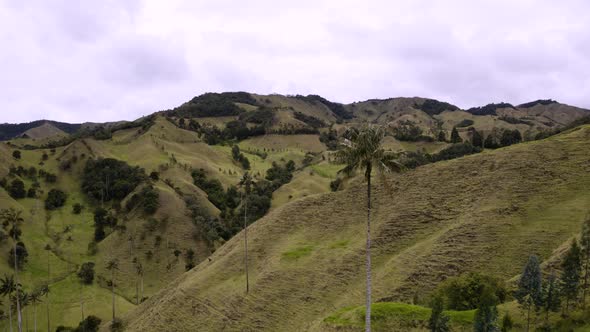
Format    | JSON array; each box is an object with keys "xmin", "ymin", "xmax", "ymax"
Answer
[{"xmin": 122, "ymin": 125, "xmax": 590, "ymax": 331}]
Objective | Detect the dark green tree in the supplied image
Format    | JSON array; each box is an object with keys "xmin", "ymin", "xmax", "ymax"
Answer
[
  {"xmin": 450, "ymin": 127, "xmax": 462, "ymax": 143},
  {"xmin": 9, "ymin": 179, "xmax": 26, "ymax": 199},
  {"xmin": 335, "ymin": 126, "xmax": 403, "ymax": 332},
  {"xmin": 471, "ymin": 129, "xmax": 484, "ymax": 147},
  {"xmin": 77, "ymin": 262, "xmax": 95, "ymax": 284},
  {"xmin": 540, "ymin": 272, "xmax": 560, "ymax": 323},
  {"xmin": 561, "ymin": 240, "xmax": 582, "ymax": 314},
  {"xmin": 12, "ymin": 150, "xmax": 21, "ymax": 160},
  {"xmin": 500, "ymin": 313, "xmax": 513, "ymax": 332},
  {"xmin": 45, "ymin": 189, "xmax": 67, "ymax": 210},
  {"xmin": 515, "ymin": 255, "xmax": 542, "ymax": 331},
  {"xmin": 428, "ymin": 295, "xmax": 450, "ymax": 332},
  {"xmin": 437, "ymin": 130, "xmax": 447, "ymax": 142},
  {"xmin": 73, "ymin": 203, "xmax": 83, "ymax": 215},
  {"xmin": 473, "ymin": 288, "xmax": 499, "ymax": 332}
]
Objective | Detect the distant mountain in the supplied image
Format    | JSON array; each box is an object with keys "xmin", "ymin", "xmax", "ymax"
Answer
[{"xmin": 2, "ymin": 93, "xmax": 588, "ymax": 143}]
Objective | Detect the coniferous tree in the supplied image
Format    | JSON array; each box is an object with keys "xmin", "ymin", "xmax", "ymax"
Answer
[
  {"xmin": 473, "ymin": 288, "xmax": 499, "ymax": 332},
  {"xmin": 437, "ymin": 130, "xmax": 447, "ymax": 142},
  {"xmin": 428, "ymin": 295, "xmax": 450, "ymax": 332},
  {"xmin": 471, "ymin": 129, "xmax": 484, "ymax": 147},
  {"xmin": 450, "ymin": 127, "xmax": 462, "ymax": 143},
  {"xmin": 540, "ymin": 272, "xmax": 561, "ymax": 323},
  {"xmin": 515, "ymin": 255, "xmax": 542, "ymax": 332},
  {"xmin": 580, "ymin": 216, "xmax": 590, "ymax": 308},
  {"xmin": 500, "ymin": 313, "xmax": 513, "ymax": 332},
  {"xmin": 561, "ymin": 240, "xmax": 582, "ymax": 314}
]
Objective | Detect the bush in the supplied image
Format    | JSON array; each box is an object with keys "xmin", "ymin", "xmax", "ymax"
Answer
[
  {"xmin": 12, "ymin": 150, "xmax": 21, "ymax": 160},
  {"xmin": 45, "ymin": 189, "xmax": 67, "ymax": 210},
  {"xmin": 149, "ymin": 171, "xmax": 159, "ymax": 181},
  {"xmin": 75, "ymin": 315, "xmax": 101, "ymax": 332},
  {"xmin": 27, "ymin": 187, "xmax": 36, "ymax": 198},
  {"xmin": 456, "ymin": 119, "xmax": 474, "ymax": 128},
  {"xmin": 330, "ymin": 178, "xmax": 342, "ymax": 192},
  {"xmin": 77, "ymin": 262, "xmax": 95, "ymax": 284},
  {"xmin": 432, "ymin": 143, "xmax": 482, "ymax": 162},
  {"xmin": 8, "ymin": 179, "xmax": 26, "ymax": 199},
  {"xmin": 110, "ymin": 318, "xmax": 124, "ymax": 332},
  {"xmin": 73, "ymin": 203, "xmax": 83, "ymax": 214},
  {"xmin": 126, "ymin": 186, "xmax": 159, "ymax": 215},
  {"xmin": 436, "ymin": 272, "xmax": 507, "ymax": 310},
  {"xmin": 392, "ymin": 121, "xmax": 425, "ymax": 141}
]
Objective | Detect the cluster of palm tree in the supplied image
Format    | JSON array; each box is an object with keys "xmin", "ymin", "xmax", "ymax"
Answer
[{"xmin": 0, "ymin": 274, "xmax": 47, "ymax": 332}]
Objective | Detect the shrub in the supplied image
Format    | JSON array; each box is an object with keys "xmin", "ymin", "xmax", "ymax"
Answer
[
  {"xmin": 45, "ymin": 189, "xmax": 67, "ymax": 210},
  {"xmin": 8, "ymin": 179, "xmax": 26, "ymax": 199},
  {"xmin": 73, "ymin": 203, "xmax": 83, "ymax": 214},
  {"xmin": 432, "ymin": 143, "xmax": 482, "ymax": 162},
  {"xmin": 436, "ymin": 272, "xmax": 507, "ymax": 310},
  {"xmin": 456, "ymin": 119, "xmax": 474, "ymax": 128},
  {"xmin": 149, "ymin": 171, "xmax": 159, "ymax": 181},
  {"xmin": 330, "ymin": 178, "xmax": 342, "ymax": 192},
  {"xmin": 12, "ymin": 150, "xmax": 21, "ymax": 160},
  {"xmin": 75, "ymin": 315, "xmax": 101, "ymax": 332},
  {"xmin": 77, "ymin": 262, "xmax": 95, "ymax": 284},
  {"xmin": 393, "ymin": 120, "xmax": 425, "ymax": 141}
]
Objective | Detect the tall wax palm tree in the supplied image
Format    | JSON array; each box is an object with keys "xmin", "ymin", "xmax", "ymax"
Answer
[
  {"xmin": 1, "ymin": 209, "xmax": 24, "ymax": 332},
  {"xmin": 106, "ymin": 259, "xmax": 119, "ymax": 323},
  {"xmin": 0, "ymin": 274, "xmax": 18, "ymax": 332},
  {"xmin": 29, "ymin": 288, "xmax": 44, "ymax": 332},
  {"xmin": 335, "ymin": 126, "xmax": 403, "ymax": 332},
  {"xmin": 239, "ymin": 172, "xmax": 253, "ymax": 294}
]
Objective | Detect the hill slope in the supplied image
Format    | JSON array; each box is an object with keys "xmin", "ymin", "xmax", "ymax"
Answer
[{"xmin": 122, "ymin": 126, "xmax": 590, "ymax": 331}]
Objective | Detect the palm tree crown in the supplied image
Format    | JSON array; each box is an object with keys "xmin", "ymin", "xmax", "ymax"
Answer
[{"xmin": 335, "ymin": 126, "xmax": 402, "ymax": 178}]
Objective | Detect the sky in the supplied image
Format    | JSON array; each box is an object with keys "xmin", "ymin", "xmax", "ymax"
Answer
[{"xmin": 0, "ymin": 0, "xmax": 589, "ymax": 123}]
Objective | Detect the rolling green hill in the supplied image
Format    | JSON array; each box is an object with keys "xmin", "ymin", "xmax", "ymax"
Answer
[
  {"xmin": 121, "ymin": 125, "xmax": 590, "ymax": 331},
  {"xmin": 0, "ymin": 92, "xmax": 589, "ymax": 331}
]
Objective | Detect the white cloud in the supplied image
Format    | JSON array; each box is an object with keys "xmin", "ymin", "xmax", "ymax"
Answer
[{"xmin": 0, "ymin": 0, "xmax": 588, "ymax": 123}]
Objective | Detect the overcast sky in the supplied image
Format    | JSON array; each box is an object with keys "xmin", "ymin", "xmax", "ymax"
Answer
[{"xmin": 1, "ymin": 0, "xmax": 589, "ymax": 123}]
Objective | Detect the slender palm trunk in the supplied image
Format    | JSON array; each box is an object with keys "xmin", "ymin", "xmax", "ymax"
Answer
[
  {"xmin": 34, "ymin": 303, "xmax": 37, "ymax": 332},
  {"xmin": 365, "ymin": 169, "xmax": 372, "ymax": 332},
  {"xmin": 13, "ymin": 234, "xmax": 22, "ymax": 332},
  {"xmin": 8, "ymin": 298, "xmax": 13, "ymax": 332},
  {"xmin": 80, "ymin": 286, "xmax": 85, "ymax": 323},
  {"xmin": 111, "ymin": 269, "xmax": 115, "ymax": 322},
  {"xmin": 140, "ymin": 275, "xmax": 144, "ymax": 302},
  {"xmin": 584, "ymin": 255, "xmax": 589, "ymax": 308},
  {"xmin": 136, "ymin": 278, "xmax": 139, "ymax": 305},
  {"xmin": 46, "ymin": 292, "xmax": 50, "ymax": 332},
  {"xmin": 244, "ymin": 197, "xmax": 249, "ymax": 294},
  {"xmin": 46, "ymin": 252, "xmax": 50, "ymax": 332}
]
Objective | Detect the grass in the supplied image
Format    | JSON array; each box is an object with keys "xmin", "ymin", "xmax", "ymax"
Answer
[
  {"xmin": 323, "ymin": 302, "xmax": 475, "ymax": 331},
  {"xmin": 282, "ymin": 245, "xmax": 314, "ymax": 260},
  {"xmin": 121, "ymin": 126, "xmax": 590, "ymax": 331}
]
